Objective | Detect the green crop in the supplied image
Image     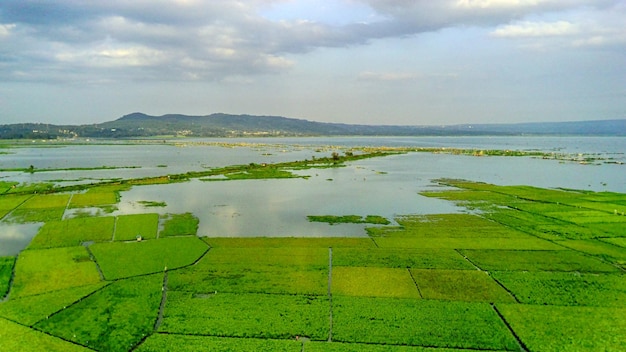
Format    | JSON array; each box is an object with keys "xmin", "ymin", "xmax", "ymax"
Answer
[
  {"xmin": 0, "ymin": 317, "xmax": 91, "ymax": 352},
  {"xmin": 114, "ymin": 213, "xmax": 159, "ymax": 241},
  {"xmin": 169, "ymin": 264, "xmax": 327, "ymax": 296},
  {"xmin": 136, "ymin": 334, "xmax": 303, "ymax": 352},
  {"xmin": 332, "ymin": 296, "xmax": 518, "ymax": 350},
  {"xmin": 493, "ymin": 271, "xmax": 626, "ymax": 307},
  {"xmin": 159, "ymin": 213, "xmax": 199, "ymax": 237},
  {"xmin": 332, "ymin": 267, "xmax": 420, "ymax": 299},
  {"xmin": 160, "ymin": 292, "xmax": 329, "ymax": 341},
  {"xmin": 497, "ymin": 304, "xmax": 626, "ymax": 352},
  {"xmin": 459, "ymin": 249, "xmax": 618, "ymax": 272},
  {"xmin": 11, "ymin": 246, "xmax": 101, "ymax": 298},
  {"xmin": 410, "ymin": 269, "xmax": 515, "ymax": 303},
  {"xmin": 332, "ymin": 248, "xmax": 474, "ymax": 269},
  {"xmin": 28, "ymin": 216, "xmax": 115, "ymax": 249},
  {"xmin": 0, "ymin": 283, "xmax": 107, "ymax": 325},
  {"xmin": 0, "ymin": 256, "xmax": 16, "ymax": 298},
  {"xmin": 90, "ymin": 236, "xmax": 208, "ymax": 280},
  {"xmin": 35, "ymin": 274, "xmax": 162, "ymax": 352}
]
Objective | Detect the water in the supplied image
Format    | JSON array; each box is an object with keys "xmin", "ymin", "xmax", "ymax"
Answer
[{"xmin": 1, "ymin": 136, "xmax": 624, "ymax": 254}]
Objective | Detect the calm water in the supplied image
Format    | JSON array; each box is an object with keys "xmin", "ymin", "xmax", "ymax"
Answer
[{"xmin": 1, "ymin": 136, "xmax": 624, "ymax": 254}]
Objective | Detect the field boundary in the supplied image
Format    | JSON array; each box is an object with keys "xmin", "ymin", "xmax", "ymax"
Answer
[
  {"xmin": 491, "ymin": 304, "xmax": 528, "ymax": 352},
  {"xmin": 327, "ymin": 247, "xmax": 333, "ymax": 342}
]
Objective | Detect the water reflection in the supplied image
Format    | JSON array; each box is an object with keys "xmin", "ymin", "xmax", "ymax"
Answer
[{"xmin": 0, "ymin": 223, "xmax": 42, "ymax": 256}]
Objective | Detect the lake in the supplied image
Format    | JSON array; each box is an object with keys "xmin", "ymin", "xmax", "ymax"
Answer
[{"xmin": 1, "ymin": 136, "xmax": 624, "ymax": 254}]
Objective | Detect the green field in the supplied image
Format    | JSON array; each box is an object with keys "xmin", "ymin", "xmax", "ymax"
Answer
[
  {"xmin": 28, "ymin": 216, "xmax": 115, "ymax": 249},
  {"xmin": 0, "ymin": 256, "xmax": 16, "ymax": 297},
  {"xmin": 0, "ymin": 168, "xmax": 625, "ymax": 351},
  {"xmin": 90, "ymin": 236, "xmax": 209, "ymax": 280},
  {"xmin": 10, "ymin": 246, "xmax": 101, "ymax": 298},
  {"xmin": 114, "ymin": 213, "xmax": 159, "ymax": 241}
]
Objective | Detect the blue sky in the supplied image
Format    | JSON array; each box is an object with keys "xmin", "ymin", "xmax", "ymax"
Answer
[{"xmin": 0, "ymin": 0, "xmax": 624, "ymax": 125}]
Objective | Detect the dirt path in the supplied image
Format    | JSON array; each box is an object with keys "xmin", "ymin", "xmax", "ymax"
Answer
[
  {"xmin": 327, "ymin": 247, "xmax": 333, "ymax": 342},
  {"xmin": 154, "ymin": 270, "xmax": 168, "ymax": 331}
]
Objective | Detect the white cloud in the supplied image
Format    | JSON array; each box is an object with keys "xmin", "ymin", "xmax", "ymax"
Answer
[
  {"xmin": 491, "ymin": 21, "xmax": 578, "ymax": 37},
  {"xmin": 0, "ymin": 0, "xmax": 623, "ymax": 84},
  {"xmin": 0, "ymin": 23, "xmax": 16, "ymax": 37}
]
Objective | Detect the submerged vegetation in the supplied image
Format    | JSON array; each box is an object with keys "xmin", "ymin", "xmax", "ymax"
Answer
[{"xmin": 0, "ymin": 143, "xmax": 624, "ymax": 351}]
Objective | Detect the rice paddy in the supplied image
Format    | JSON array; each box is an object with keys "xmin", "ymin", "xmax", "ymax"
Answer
[{"xmin": 0, "ymin": 154, "xmax": 624, "ymax": 351}]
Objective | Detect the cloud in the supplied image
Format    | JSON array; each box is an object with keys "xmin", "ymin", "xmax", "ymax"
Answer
[
  {"xmin": 491, "ymin": 21, "xmax": 578, "ymax": 37},
  {"xmin": 0, "ymin": 0, "xmax": 622, "ymax": 84},
  {"xmin": 0, "ymin": 23, "xmax": 16, "ymax": 37}
]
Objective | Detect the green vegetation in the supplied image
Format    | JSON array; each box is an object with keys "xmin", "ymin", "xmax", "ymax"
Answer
[
  {"xmin": 497, "ymin": 304, "xmax": 626, "ymax": 351},
  {"xmin": 203, "ymin": 165, "xmax": 305, "ymax": 180},
  {"xmin": 114, "ymin": 213, "xmax": 159, "ymax": 241},
  {"xmin": 137, "ymin": 200, "xmax": 167, "ymax": 207},
  {"xmin": 459, "ymin": 249, "xmax": 618, "ymax": 272},
  {"xmin": 332, "ymin": 297, "xmax": 518, "ymax": 350},
  {"xmin": 492, "ymin": 272, "xmax": 626, "ymax": 307},
  {"xmin": 0, "ymin": 317, "xmax": 91, "ymax": 352},
  {"xmin": 332, "ymin": 248, "xmax": 474, "ymax": 269},
  {"xmin": 0, "ymin": 155, "xmax": 625, "ymax": 351},
  {"xmin": 11, "ymin": 246, "xmax": 101, "ymax": 298},
  {"xmin": 159, "ymin": 213, "xmax": 199, "ymax": 237},
  {"xmin": 29, "ymin": 216, "xmax": 115, "ymax": 249},
  {"xmin": 69, "ymin": 185, "xmax": 127, "ymax": 208},
  {"xmin": 0, "ymin": 256, "xmax": 15, "ymax": 297},
  {"xmin": 5, "ymin": 194, "xmax": 70, "ymax": 223},
  {"xmin": 160, "ymin": 292, "xmax": 329, "ymax": 340},
  {"xmin": 136, "ymin": 334, "xmax": 303, "ymax": 352},
  {"xmin": 332, "ymin": 267, "xmax": 420, "ymax": 298},
  {"xmin": 0, "ymin": 283, "xmax": 107, "ymax": 325},
  {"xmin": 35, "ymin": 275, "xmax": 162, "ymax": 352},
  {"xmin": 0, "ymin": 194, "xmax": 30, "ymax": 219},
  {"xmin": 308, "ymin": 214, "xmax": 390, "ymax": 225},
  {"xmin": 90, "ymin": 236, "xmax": 209, "ymax": 280},
  {"xmin": 410, "ymin": 269, "xmax": 515, "ymax": 303}
]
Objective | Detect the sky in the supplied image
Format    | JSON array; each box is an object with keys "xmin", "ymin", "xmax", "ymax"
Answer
[{"xmin": 0, "ymin": 0, "xmax": 625, "ymax": 126}]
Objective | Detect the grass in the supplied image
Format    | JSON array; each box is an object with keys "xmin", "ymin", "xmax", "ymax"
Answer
[
  {"xmin": 497, "ymin": 304, "xmax": 626, "ymax": 352},
  {"xmin": 168, "ymin": 264, "xmax": 328, "ymax": 296},
  {"xmin": 332, "ymin": 248, "xmax": 475, "ymax": 269},
  {"xmin": 114, "ymin": 213, "xmax": 159, "ymax": 241},
  {"xmin": 68, "ymin": 186, "xmax": 124, "ymax": 208},
  {"xmin": 0, "ymin": 194, "xmax": 30, "ymax": 217},
  {"xmin": 19, "ymin": 194, "xmax": 71, "ymax": 209},
  {"xmin": 304, "ymin": 342, "xmax": 481, "ymax": 352},
  {"xmin": 11, "ymin": 246, "xmax": 101, "ymax": 298},
  {"xmin": 0, "ymin": 317, "xmax": 91, "ymax": 352},
  {"xmin": 199, "ymin": 247, "xmax": 328, "ymax": 268},
  {"xmin": 28, "ymin": 216, "xmax": 115, "ymax": 249},
  {"xmin": 159, "ymin": 213, "xmax": 199, "ymax": 237},
  {"xmin": 331, "ymin": 267, "xmax": 420, "ymax": 298},
  {"xmin": 307, "ymin": 215, "xmax": 390, "ymax": 225},
  {"xmin": 556, "ymin": 239, "xmax": 626, "ymax": 268},
  {"xmin": 332, "ymin": 296, "xmax": 518, "ymax": 350},
  {"xmin": 0, "ymin": 256, "xmax": 16, "ymax": 298},
  {"xmin": 204, "ymin": 237, "xmax": 376, "ymax": 248},
  {"xmin": 35, "ymin": 275, "xmax": 162, "ymax": 352},
  {"xmin": 492, "ymin": 271, "xmax": 626, "ymax": 307},
  {"xmin": 410, "ymin": 269, "xmax": 515, "ymax": 303},
  {"xmin": 160, "ymin": 292, "xmax": 329, "ymax": 340},
  {"xmin": 459, "ymin": 249, "xmax": 619, "ymax": 272},
  {"xmin": 374, "ymin": 236, "xmax": 563, "ymax": 250},
  {"xmin": 0, "ymin": 282, "xmax": 107, "ymax": 325},
  {"xmin": 90, "ymin": 236, "xmax": 209, "ymax": 280},
  {"xmin": 136, "ymin": 334, "xmax": 303, "ymax": 352}
]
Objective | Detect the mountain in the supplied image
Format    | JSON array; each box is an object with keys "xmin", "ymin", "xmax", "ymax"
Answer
[{"xmin": 0, "ymin": 113, "xmax": 624, "ymax": 139}]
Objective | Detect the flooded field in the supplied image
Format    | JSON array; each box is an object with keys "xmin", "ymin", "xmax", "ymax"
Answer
[{"xmin": 1, "ymin": 136, "xmax": 624, "ymax": 254}]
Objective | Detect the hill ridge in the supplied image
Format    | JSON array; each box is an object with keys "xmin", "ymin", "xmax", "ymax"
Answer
[{"xmin": 0, "ymin": 113, "xmax": 624, "ymax": 139}]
